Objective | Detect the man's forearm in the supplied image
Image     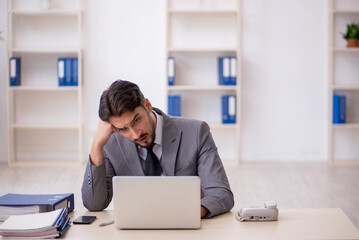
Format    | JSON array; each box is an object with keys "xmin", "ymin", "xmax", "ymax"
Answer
[
  {"xmin": 90, "ymin": 142, "xmax": 105, "ymax": 166},
  {"xmin": 81, "ymin": 158, "xmax": 114, "ymax": 211}
]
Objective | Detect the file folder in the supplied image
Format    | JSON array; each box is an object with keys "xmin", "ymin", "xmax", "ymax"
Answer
[
  {"xmin": 333, "ymin": 94, "xmax": 346, "ymax": 124},
  {"xmin": 9, "ymin": 57, "xmax": 21, "ymax": 86},
  {"xmin": 168, "ymin": 95, "xmax": 181, "ymax": 116},
  {"xmin": 222, "ymin": 95, "xmax": 236, "ymax": 124},
  {"xmin": 230, "ymin": 56, "xmax": 237, "ymax": 85},
  {"xmin": 0, "ymin": 193, "xmax": 74, "ymax": 214},
  {"xmin": 168, "ymin": 57, "xmax": 175, "ymax": 86},
  {"xmin": 0, "ymin": 208, "xmax": 71, "ymax": 239},
  {"xmin": 339, "ymin": 95, "xmax": 346, "ymax": 124},
  {"xmin": 57, "ymin": 58, "xmax": 66, "ymax": 86},
  {"xmin": 72, "ymin": 58, "xmax": 78, "ymax": 86},
  {"xmin": 64, "ymin": 58, "xmax": 72, "ymax": 86},
  {"xmin": 218, "ymin": 57, "xmax": 230, "ymax": 85}
]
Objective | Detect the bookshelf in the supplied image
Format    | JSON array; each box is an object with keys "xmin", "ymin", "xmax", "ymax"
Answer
[
  {"xmin": 328, "ymin": 0, "xmax": 359, "ymax": 164},
  {"xmin": 6, "ymin": 0, "xmax": 83, "ymax": 164},
  {"xmin": 166, "ymin": 0, "xmax": 241, "ymax": 163}
]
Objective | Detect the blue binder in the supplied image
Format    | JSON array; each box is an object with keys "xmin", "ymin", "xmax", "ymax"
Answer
[
  {"xmin": 168, "ymin": 57, "xmax": 175, "ymax": 86},
  {"xmin": 218, "ymin": 57, "xmax": 223, "ymax": 85},
  {"xmin": 72, "ymin": 58, "xmax": 78, "ymax": 86},
  {"xmin": 333, "ymin": 94, "xmax": 346, "ymax": 124},
  {"xmin": 9, "ymin": 57, "xmax": 21, "ymax": 86},
  {"xmin": 229, "ymin": 56, "xmax": 237, "ymax": 85},
  {"xmin": 333, "ymin": 94, "xmax": 340, "ymax": 124},
  {"xmin": 218, "ymin": 57, "xmax": 231, "ymax": 85},
  {"xmin": 57, "ymin": 58, "xmax": 66, "ymax": 86},
  {"xmin": 0, "ymin": 193, "xmax": 74, "ymax": 213},
  {"xmin": 339, "ymin": 95, "xmax": 346, "ymax": 124},
  {"xmin": 222, "ymin": 95, "xmax": 236, "ymax": 124},
  {"xmin": 168, "ymin": 95, "xmax": 181, "ymax": 116},
  {"xmin": 64, "ymin": 58, "xmax": 72, "ymax": 86}
]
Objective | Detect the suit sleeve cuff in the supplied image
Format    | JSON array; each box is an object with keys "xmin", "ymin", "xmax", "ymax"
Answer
[{"xmin": 201, "ymin": 199, "xmax": 220, "ymax": 218}]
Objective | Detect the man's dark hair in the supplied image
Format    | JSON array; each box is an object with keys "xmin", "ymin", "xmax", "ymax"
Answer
[{"xmin": 99, "ymin": 80, "xmax": 145, "ymax": 121}]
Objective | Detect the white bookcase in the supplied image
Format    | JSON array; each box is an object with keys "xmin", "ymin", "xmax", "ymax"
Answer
[
  {"xmin": 328, "ymin": 0, "xmax": 359, "ymax": 164},
  {"xmin": 166, "ymin": 0, "xmax": 241, "ymax": 163},
  {"xmin": 6, "ymin": 0, "xmax": 83, "ymax": 164}
]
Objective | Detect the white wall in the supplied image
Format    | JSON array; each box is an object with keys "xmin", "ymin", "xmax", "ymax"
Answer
[
  {"xmin": 0, "ymin": 0, "xmax": 328, "ymax": 162},
  {"xmin": 82, "ymin": 0, "xmax": 167, "ymax": 152},
  {"xmin": 241, "ymin": 0, "xmax": 328, "ymax": 161},
  {"xmin": 0, "ymin": 0, "xmax": 8, "ymax": 162}
]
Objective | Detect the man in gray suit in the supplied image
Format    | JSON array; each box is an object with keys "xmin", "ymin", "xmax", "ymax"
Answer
[{"xmin": 82, "ymin": 80, "xmax": 234, "ymax": 218}]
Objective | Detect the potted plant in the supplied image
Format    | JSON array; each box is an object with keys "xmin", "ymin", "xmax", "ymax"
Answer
[{"xmin": 342, "ymin": 23, "xmax": 359, "ymax": 48}]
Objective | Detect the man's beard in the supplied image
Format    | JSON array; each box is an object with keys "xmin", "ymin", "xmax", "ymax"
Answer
[{"xmin": 135, "ymin": 111, "xmax": 156, "ymax": 148}]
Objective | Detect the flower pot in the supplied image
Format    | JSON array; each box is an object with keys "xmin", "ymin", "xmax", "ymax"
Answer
[{"xmin": 346, "ymin": 38, "xmax": 359, "ymax": 48}]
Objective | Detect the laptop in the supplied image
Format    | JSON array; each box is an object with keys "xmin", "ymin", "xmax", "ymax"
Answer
[{"xmin": 112, "ymin": 176, "xmax": 201, "ymax": 229}]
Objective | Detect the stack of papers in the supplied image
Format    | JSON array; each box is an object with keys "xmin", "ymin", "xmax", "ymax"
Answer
[
  {"xmin": 0, "ymin": 208, "xmax": 70, "ymax": 239},
  {"xmin": 0, "ymin": 205, "xmax": 42, "ymax": 221}
]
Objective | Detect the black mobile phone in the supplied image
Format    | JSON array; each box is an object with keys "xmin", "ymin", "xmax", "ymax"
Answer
[{"xmin": 73, "ymin": 215, "xmax": 97, "ymax": 224}]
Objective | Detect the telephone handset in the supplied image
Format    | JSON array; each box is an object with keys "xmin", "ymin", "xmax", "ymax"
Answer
[{"xmin": 236, "ymin": 201, "xmax": 278, "ymax": 221}]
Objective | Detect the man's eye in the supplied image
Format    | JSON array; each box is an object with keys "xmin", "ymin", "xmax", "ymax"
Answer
[
  {"xmin": 118, "ymin": 127, "xmax": 127, "ymax": 132},
  {"xmin": 134, "ymin": 118, "xmax": 140, "ymax": 124}
]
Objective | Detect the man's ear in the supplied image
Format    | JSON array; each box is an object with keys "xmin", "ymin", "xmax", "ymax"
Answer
[{"xmin": 144, "ymin": 98, "xmax": 153, "ymax": 112}]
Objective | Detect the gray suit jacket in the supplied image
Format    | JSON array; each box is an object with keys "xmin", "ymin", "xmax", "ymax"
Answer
[{"xmin": 81, "ymin": 108, "xmax": 234, "ymax": 218}]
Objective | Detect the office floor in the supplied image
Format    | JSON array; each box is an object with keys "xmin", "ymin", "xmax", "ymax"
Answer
[{"xmin": 0, "ymin": 162, "xmax": 358, "ymax": 229}]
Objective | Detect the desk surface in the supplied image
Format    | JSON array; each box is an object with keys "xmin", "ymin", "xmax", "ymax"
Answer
[{"xmin": 65, "ymin": 208, "xmax": 359, "ymax": 240}]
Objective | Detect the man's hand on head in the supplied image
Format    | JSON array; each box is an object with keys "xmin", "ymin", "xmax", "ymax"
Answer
[{"xmin": 90, "ymin": 120, "xmax": 116, "ymax": 166}]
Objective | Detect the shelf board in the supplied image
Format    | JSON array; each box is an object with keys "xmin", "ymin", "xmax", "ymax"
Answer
[
  {"xmin": 333, "ymin": 47, "xmax": 359, "ymax": 53},
  {"xmin": 331, "ymin": 159, "xmax": 359, "ymax": 165},
  {"xmin": 9, "ymin": 86, "xmax": 79, "ymax": 91},
  {"xmin": 9, "ymin": 160, "xmax": 81, "ymax": 166},
  {"xmin": 9, "ymin": 48, "xmax": 80, "ymax": 54},
  {"xmin": 168, "ymin": 9, "xmax": 238, "ymax": 14},
  {"xmin": 332, "ymin": 85, "xmax": 359, "ymax": 90},
  {"xmin": 208, "ymin": 123, "xmax": 239, "ymax": 129},
  {"xmin": 332, "ymin": 10, "xmax": 359, "ymax": 14},
  {"xmin": 11, "ymin": 123, "xmax": 80, "ymax": 129},
  {"xmin": 332, "ymin": 123, "xmax": 359, "ymax": 129},
  {"xmin": 168, "ymin": 47, "xmax": 237, "ymax": 53},
  {"xmin": 168, "ymin": 85, "xmax": 237, "ymax": 91},
  {"xmin": 8, "ymin": 9, "xmax": 80, "ymax": 16}
]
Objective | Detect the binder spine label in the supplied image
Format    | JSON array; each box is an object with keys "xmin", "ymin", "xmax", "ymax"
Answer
[
  {"xmin": 10, "ymin": 59, "xmax": 16, "ymax": 78},
  {"xmin": 230, "ymin": 57, "xmax": 236, "ymax": 78},
  {"xmin": 229, "ymin": 96, "xmax": 236, "ymax": 116},
  {"xmin": 223, "ymin": 57, "xmax": 229, "ymax": 78},
  {"xmin": 58, "ymin": 61, "xmax": 64, "ymax": 78}
]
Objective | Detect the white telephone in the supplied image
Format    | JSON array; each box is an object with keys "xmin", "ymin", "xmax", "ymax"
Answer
[{"xmin": 236, "ymin": 201, "xmax": 278, "ymax": 221}]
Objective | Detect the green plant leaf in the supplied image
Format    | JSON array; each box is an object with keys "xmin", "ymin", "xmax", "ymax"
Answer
[{"xmin": 342, "ymin": 23, "xmax": 359, "ymax": 39}]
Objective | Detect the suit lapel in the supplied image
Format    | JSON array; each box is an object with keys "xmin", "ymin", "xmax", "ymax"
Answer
[
  {"xmin": 115, "ymin": 133, "xmax": 145, "ymax": 176},
  {"xmin": 157, "ymin": 109, "xmax": 182, "ymax": 176}
]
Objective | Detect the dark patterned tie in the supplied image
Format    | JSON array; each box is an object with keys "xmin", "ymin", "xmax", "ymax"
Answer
[{"xmin": 145, "ymin": 146, "xmax": 162, "ymax": 176}]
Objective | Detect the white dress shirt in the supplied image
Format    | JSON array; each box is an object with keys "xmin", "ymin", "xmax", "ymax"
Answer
[{"xmin": 137, "ymin": 111, "xmax": 163, "ymax": 171}]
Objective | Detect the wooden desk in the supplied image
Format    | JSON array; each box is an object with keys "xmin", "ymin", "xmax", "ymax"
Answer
[{"xmin": 65, "ymin": 208, "xmax": 359, "ymax": 240}]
